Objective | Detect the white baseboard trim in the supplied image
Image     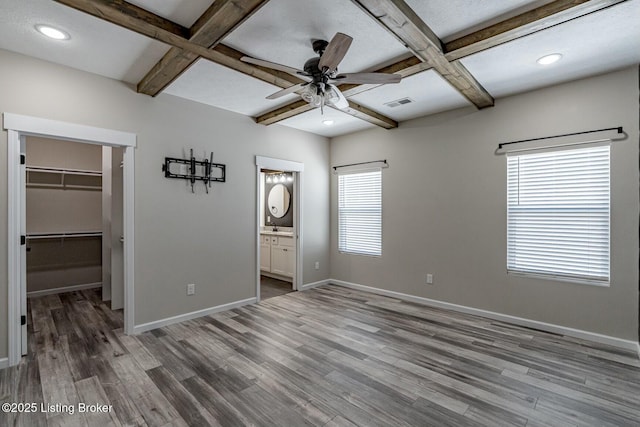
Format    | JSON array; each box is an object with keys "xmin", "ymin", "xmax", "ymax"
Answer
[
  {"xmin": 0, "ymin": 357, "xmax": 8, "ymax": 370},
  {"xmin": 300, "ymin": 279, "xmax": 331, "ymax": 291},
  {"xmin": 27, "ymin": 282, "xmax": 102, "ymax": 298},
  {"xmin": 330, "ymin": 279, "xmax": 639, "ymax": 353},
  {"xmin": 133, "ymin": 297, "xmax": 257, "ymax": 334},
  {"xmin": 636, "ymin": 342, "xmax": 640, "ymax": 359}
]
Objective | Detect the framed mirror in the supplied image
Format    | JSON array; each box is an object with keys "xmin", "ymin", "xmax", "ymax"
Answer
[{"xmin": 268, "ymin": 183, "xmax": 291, "ymax": 218}]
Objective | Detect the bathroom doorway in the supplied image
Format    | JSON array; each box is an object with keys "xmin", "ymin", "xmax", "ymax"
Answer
[{"xmin": 255, "ymin": 156, "xmax": 304, "ymax": 302}]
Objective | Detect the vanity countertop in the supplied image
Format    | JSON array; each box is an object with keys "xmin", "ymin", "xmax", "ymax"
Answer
[{"xmin": 261, "ymin": 230, "xmax": 294, "ymax": 237}]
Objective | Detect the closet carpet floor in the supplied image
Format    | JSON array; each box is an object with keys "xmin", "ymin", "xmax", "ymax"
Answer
[{"xmin": 1, "ymin": 285, "xmax": 639, "ymax": 426}]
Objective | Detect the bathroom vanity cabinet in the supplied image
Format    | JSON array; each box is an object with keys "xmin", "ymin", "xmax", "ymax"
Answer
[{"xmin": 260, "ymin": 233, "xmax": 295, "ymax": 281}]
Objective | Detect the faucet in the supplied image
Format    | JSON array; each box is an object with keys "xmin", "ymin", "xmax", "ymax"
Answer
[{"xmin": 270, "ymin": 222, "xmax": 278, "ymax": 232}]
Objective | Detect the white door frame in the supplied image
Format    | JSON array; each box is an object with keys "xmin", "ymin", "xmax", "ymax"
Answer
[
  {"xmin": 255, "ymin": 156, "xmax": 304, "ymax": 302},
  {"xmin": 4, "ymin": 113, "xmax": 136, "ymax": 367}
]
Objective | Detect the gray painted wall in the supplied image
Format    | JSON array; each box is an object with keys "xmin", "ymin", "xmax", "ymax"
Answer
[
  {"xmin": 0, "ymin": 49, "xmax": 330, "ymax": 358},
  {"xmin": 331, "ymin": 67, "xmax": 639, "ymax": 341}
]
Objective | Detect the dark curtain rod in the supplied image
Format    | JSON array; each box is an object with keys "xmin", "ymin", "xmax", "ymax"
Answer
[
  {"xmin": 333, "ymin": 159, "xmax": 387, "ymax": 170},
  {"xmin": 498, "ymin": 127, "xmax": 623, "ymax": 149}
]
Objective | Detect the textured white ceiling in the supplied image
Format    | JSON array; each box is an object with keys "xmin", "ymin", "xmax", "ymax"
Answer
[
  {"xmin": 350, "ymin": 70, "xmax": 471, "ymax": 122},
  {"xmin": 0, "ymin": 0, "xmax": 639, "ymax": 138},
  {"xmin": 405, "ymin": 0, "xmax": 555, "ymax": 40},
  {"xmin": 127, "ymin": 0, "xmax": 212, "ymax": 28},
  {"xmin": 0, "ymin": 0, "xmax": 170, "ymax": 84},
  {"xmin": 460, "ymin": 0, "xmax": 640, "ymax": 98},
  {"xmin": 164, "ymin": 58, "xmax": 300, "ymax": 116},
  {"xmin": 278, "ymin": 107, "xmax": 375, "ymax": 138}
]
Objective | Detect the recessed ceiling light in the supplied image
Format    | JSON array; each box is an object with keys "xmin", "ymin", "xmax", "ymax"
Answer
[
  {"xmin": 35, "ymin": 24, "xmax": 70, "ymax": 40},
  {"xmin": 322, "ymin": 119, "xmax": 334, "ymax": 126},
  {"xmin": 537, "ymin": 53, "xmax": 562, "ymax": 65}
]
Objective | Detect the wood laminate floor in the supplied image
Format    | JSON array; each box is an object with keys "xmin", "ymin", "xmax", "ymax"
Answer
[
  {"xmin": 1, "ymin": 285, "xmax": 639, "ymax": 426},
  {"xmin": 260, "ymin": 276, "xmax": 293, "ymax": 301}
]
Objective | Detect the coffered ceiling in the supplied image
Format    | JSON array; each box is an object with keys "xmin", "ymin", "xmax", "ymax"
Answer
[{"xmin": 0, "ymin": 0, "xmax": 638, "ymax": 137}]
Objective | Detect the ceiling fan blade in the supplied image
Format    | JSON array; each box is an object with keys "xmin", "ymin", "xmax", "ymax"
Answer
[
  {"xmin": 327, "ymin": 84, "xmax": 349, "ymax": 110},
  {"xmin": 332, "ymin": 73, "xmax": 402, "ymax": 84},
  {"xmin": 241, "ymin": 56, "xmax": 306, "ymax": 77},
  {"xmin": 318, "ymin": 33, "xmax": 353, "ymax": 72},
  {"xmin": 266, "ymin": 82, "xmax": 308, "ymax": 100}
]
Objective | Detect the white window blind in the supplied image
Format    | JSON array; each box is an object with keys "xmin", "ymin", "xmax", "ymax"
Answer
[
  {"xmin": 338, "ymin": 170, "xmax": 382, "ymax": 256},
  {"xmin": 507, "ymin": 145, "xmax": 610, "ymax": 285}
]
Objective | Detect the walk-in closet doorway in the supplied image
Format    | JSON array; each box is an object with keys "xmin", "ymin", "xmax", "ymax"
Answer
[{"xmin": 5, "ymin": 113, "xmax": 136, "ymax": 367}]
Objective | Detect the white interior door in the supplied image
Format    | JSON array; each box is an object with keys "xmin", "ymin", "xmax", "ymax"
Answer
[
  {"xmin": 20, "ymin": 138, "xmax": 27, "ymax": 355},
  {"xmin": 102, "ymin": 146, "xmax": 113, "ymax": 301},
  {"xmin": 111, "ymin": 147, "xmax": 124, "ymax": 310}
]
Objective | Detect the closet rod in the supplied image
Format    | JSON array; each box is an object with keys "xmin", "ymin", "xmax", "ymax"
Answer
[
  {"xmin": 27, "ymin": 231, "xmax": 102, "ymax": 240},
  {"xmin": 26, "ymin": 165, "xmax": 102, "ymax": 176},
  {"xmin": 333, "ymin": 159, "xmax": 387, "ymax": 171},
  {"xmin": 497, "ymin": 127, "xmax": 623, "ymax": 149}
]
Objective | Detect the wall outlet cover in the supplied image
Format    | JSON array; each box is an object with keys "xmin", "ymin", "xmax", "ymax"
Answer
[
  {"xmin": 187, "ymin": 283, "xmax": 195, "ymax": 295},
  {"xmin": 426, "ymin": 274, "xmax": 433, "ymax": 284}
]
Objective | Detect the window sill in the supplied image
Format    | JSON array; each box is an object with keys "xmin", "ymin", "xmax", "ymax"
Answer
[
  {"xmin": 338, "ymin": 251, "xmax": 381, "ymax": 258},
  {"xmin": 507, "ymin": 270, "xmax": 610, "ymax": 287}
]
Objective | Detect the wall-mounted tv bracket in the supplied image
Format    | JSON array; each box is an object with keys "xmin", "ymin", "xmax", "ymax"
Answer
[{"xmin": 162, "ymin": 149, "xmax": 226, "ymax": 193}]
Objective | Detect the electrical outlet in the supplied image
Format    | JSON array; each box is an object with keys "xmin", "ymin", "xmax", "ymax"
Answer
[
  {"xmin": 315, "ymin": 261, "xmax": 320, "ymax": 270},
  {"xmin": 426, "ymin": 274, "xmax": 433, "ymax": 285},
  {"xmin": 187, "ymin": 283, "xmax": 195, "ymax": 295}
]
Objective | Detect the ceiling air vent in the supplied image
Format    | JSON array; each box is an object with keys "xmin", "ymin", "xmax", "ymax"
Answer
[{"xmin": 384, "ymin": 97, "xmax": 414, "ymax": 108}]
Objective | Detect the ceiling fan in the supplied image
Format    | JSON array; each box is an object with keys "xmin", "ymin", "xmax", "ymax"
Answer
[{"xmin": 240, "ymin": 33, "xmax": 402, "ymax": 114}]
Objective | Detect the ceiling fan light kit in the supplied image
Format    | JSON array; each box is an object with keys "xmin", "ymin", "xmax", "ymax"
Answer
[
  {"xmin": 241, "ymin": 32, "xmax": 402, "ymax": 115},
  {"xmin": 300, "ymin": 84, "xmax": 322, "ymax": 106}
]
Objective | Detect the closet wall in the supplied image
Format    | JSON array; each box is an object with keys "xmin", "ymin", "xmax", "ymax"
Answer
[{"xmin": 26, "ymin": 137, "xmax": 102, "ymax": 295}]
